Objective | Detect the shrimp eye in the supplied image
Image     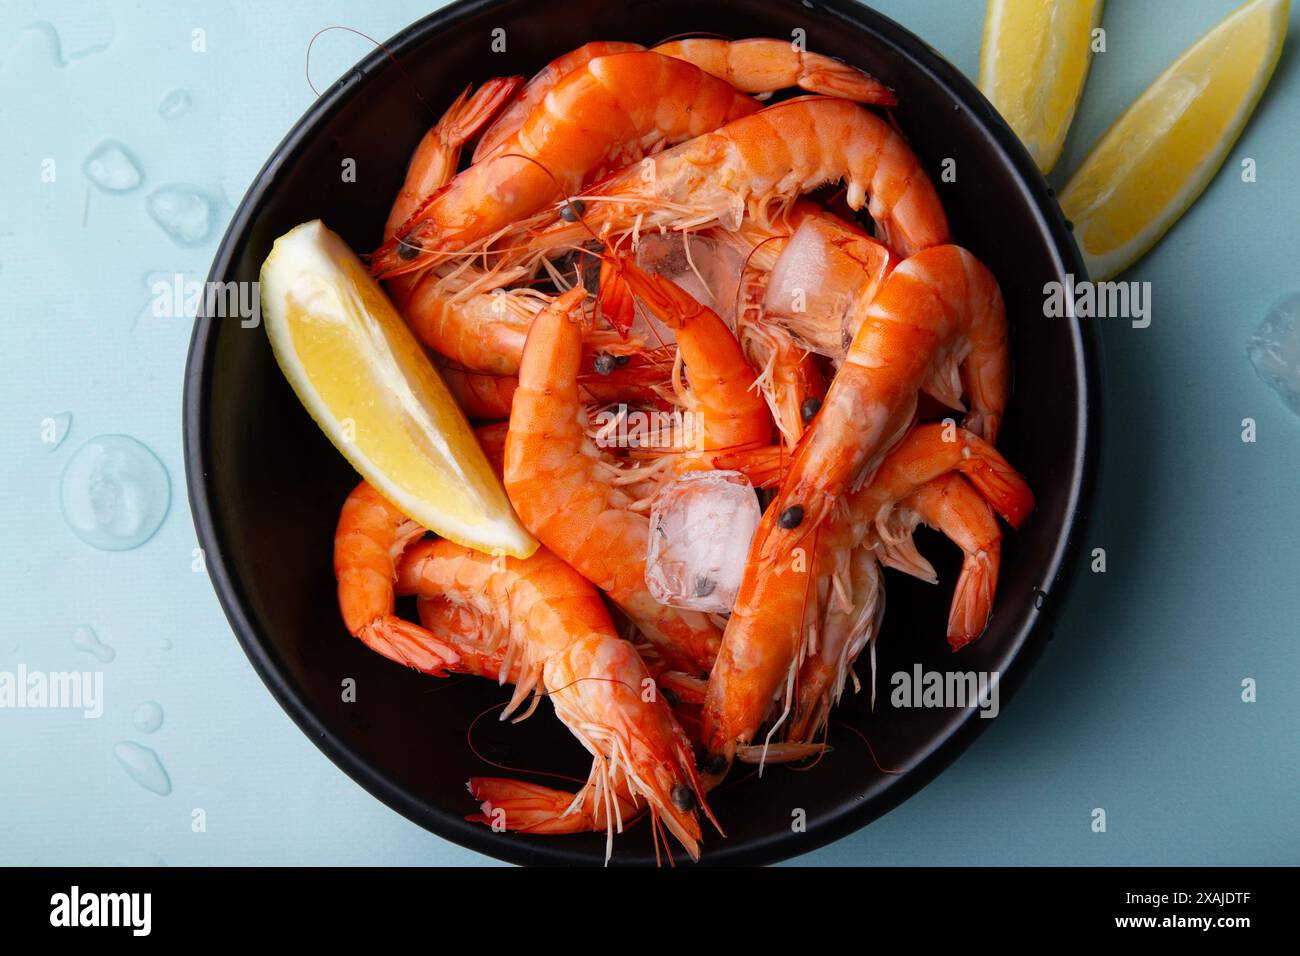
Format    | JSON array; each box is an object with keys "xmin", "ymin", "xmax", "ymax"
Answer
[
  {"xmin": 560, "ymin": 200, "xmax": 586, "ymax": 222},
  {"xmin": 671, "ymin": 784, "xmax": 696, "ymax": 812},
  {"xmin": 700, "ymin": 753, "xmax": 728, "ymax": 775},
  {"xmin": 396, "ymin": 237, "xmax": 421, "ymax": 260},
  {"xmin": 778, "ymin": 505, "xmax": 804, "ymax": 529},
  {"xmin": 593, "ymin": 353, "xmax": 618, "ymax": 375},
  {"xmin": 800, "ymin": 397, "xmax": 822, "ymax": 422}
]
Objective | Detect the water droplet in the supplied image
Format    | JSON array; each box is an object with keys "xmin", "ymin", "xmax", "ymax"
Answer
[
  {"xmin": 146, "ymin": 184, "xmax": 218, "ymax": 246},
  {"xmin": 133, "ymin": 701, "xmax": 164, "ymax": 734},
  {"xmin": 83, "ymin": 140, "xmax": 142, "ymax": 193},
  {"xmin": 158, "ymin": 89, "xmax": 191, "ymax": 120},
  {"xmin": 60, "ymin": 435, "xmax": 170, "ymax": 551},
  {"xmin": 72, "ymin": 625, "xmax": 115, "ymax": 663},
  {"xmin": 43, "ymin": 411, "xmax": 72, "ymax": 450},
  {"xmin": 113, "ymin": 742, "xmax": 171, "ymax": 796}
]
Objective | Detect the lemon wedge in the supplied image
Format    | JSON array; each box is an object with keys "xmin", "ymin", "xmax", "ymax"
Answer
[
  {"xmin": 1060, "ymin": 0, "xmax": 1289, "ymax": 280},
  {"xmin": 980, "ymin": 0, "xmax": 1104, "ymax": 174},
  {"xmin": 260, "ymin": 220, "xmax": 537, "ymax": 558}
]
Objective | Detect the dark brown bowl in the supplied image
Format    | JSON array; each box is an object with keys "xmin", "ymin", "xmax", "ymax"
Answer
[{"xmin": 183, "ymin": 0, "xmax": 1100, "ymax": 865}]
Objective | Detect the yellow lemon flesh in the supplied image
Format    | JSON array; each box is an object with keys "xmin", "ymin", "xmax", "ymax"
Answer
[
  {"xmin": 259, "ymin": 220, "xmax": 537, "ymax": 558},
  {"xmin": 980, "ymin": 0, "xmax": 1105, "ymax": 174},
  {"xmin": 1060, "ymin": 0, "xmax": 1289, "ymax": 280}
]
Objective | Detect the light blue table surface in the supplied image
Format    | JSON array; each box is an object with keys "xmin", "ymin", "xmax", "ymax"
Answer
[{"xmin": 2, "ymin": 0, "xmax": 1296, "ymax": 866}]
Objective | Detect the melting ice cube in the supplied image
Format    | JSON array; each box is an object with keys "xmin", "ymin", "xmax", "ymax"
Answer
[
  {"xmin": 146, "ymin": 184, "xmax": 217, "ymax": 246},
  {"xmin": 1248, "ymin": 293, "xmax": 1300, "ymax": 418},
  {"xmin": 646, "ymin": 470, "xmax": 761, "ymax": 614},
  {"xmin": 633, "ymin": 233, "xmax": 746, "ymax": 333},
  {"xmin": 83, "ymin": 140, "xmax": 142, "ymax": 192}
]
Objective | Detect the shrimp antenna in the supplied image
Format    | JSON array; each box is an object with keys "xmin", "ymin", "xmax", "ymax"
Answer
[
  {"xmin": 489, "ymin": 151, "xmax": 607, "ymax": 248},
  {"xmin": 305, "ymin": 26, "xmax": 439, "ymax": 119},
  {"xmin": 465, "ymin": 700, "xmax": 588, "ymax": 786}
]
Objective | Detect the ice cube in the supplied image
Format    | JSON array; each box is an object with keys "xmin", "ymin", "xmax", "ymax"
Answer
[
  {"xmin": 1247, "ymin": 293, "xmax": 1300, "ymax": 418},
  {"xmin": 646, "ymin": 470, "xmax": 761, "ymax": 613},
  {"xmin": 82, "ymin": 139, "xmax": 142, "ymax": 193},
  {"xmin": 146, "ymin": 184, "xmax": 217, "ymax": 246},
  {"xmin": 633, "ymin": 233, "xmax": 747, "ymax": 332}
]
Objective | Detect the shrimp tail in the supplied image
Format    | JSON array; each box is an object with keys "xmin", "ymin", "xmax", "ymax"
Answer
[
  {"xmin": 958, "ymin": 442, "xmax": 1035, "ymax": 529},
  {"xmin": 947, "ymin": 542, "xmax": 1000, "ymax": 650},
  {"xmin": 442, "ymin": 76, "xmax": 524, "ymax": 145},
  {"xmin": 466, "ymin": 777, "xmax": 637, "ymax": 836},
  {"xmin": 596, "ymin": 250, "xmax": 637, "ymax": 336}
]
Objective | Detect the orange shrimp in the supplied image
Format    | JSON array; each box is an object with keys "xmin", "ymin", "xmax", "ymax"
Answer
[
  {"xmin": 403, "ymin": 272, "xmax": 546, "ymax": 375},
  {"xmin": 503, "ymin": 288, "xmax": 723, "ymax": 675},
  {"xmin": 735, "ymin": 264, "xmax": 828, "ymax": 445},
  {"xmin": 650, "ymin": 38, "xmax": 895, "ymax": 105},
  {"xmin": 700, "ymin": 422, "xmax": 1032, "ymax": 773},
  {"xmin": 372, "ymin": 53, "xmax": 759, "ymax": 277},
  {"xmin": 787, "ymin": 544, "xmax": 883, "ymax": 747},
  {"xmin": 411, "ymin": 596, "xmax": 646, "ymax": 841},
  {"xmin": 437, "ymin": 363, "xmax": 519, "ymax": 420},
  {"xmin": 599, "ymin": 255, "xmax": 773, "ymax": 458},
  {"xmin": 788, "ymin": 470, "xmax": 1004, "ymax": 743},
  {"xmin": 473, "ymin": 41, "xmax": 645, "ymax": 162},
  {"xmin": 415, "ymin": 597, "xmax": 523, "ymax": 683},
  {"xmin": 395, "ymin": 538, "xmax": 712, "ymax": 861},
  {"xmin": 527, "ymin": 97, "xmax": 950, "ymax": 260},
  {"xmin": 473, "ymin": 38, "xmax": 894, "ymax": 164},
  {"xmin": 883, "ymin": 472, "xmax": 1003, "ymax": 649},
  {"xmin": 773, "ymin": 245, "xmax": 1010, "ymax": 539},
  {"xmin": 332, "ymin": 481, "xmax": 459, "ymax": 676},
  {"xmin": 383, "ymin": 77, "xmax": 523, "ymax": 240},
  {"xmin": 382, "ymin": 78, "xmax": 521, "ymax": 304}
]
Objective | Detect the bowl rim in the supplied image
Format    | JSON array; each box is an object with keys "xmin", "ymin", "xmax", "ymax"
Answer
[{"xmin": 183, "ymin": 0, "xmax": 1101, "ymax": 866}]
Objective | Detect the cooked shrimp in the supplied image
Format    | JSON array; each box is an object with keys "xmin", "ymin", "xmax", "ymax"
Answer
[
  {"xmin": 474, "ymin": 41, "xmax": 645, "ymax": 162},
  {"xmin": 438, "ymin": 364, "xmax": 518, "ymax": 420},
  {"xmin": 404, "ymin": 269, "xmax": 546, "ymax": 375},
  {"xmin": 882, "ymin": 472, "xmax": 1003, "ymax": 649},
  {"xmin": 735, "ymin": 264, "xmax": 828, "ymax": 445},
  {"xmin": 384, "ymin": 77, "xmax": 523, "ymax": 240},
  {"xmin": 650, "ymin": 38, "xmax": 895, "ymax": 105},
  {"xmin": 789, "ymin": 470, "xmax": 1004, "ymax": 743},
  {"xmin": 383, "ymin": 78, "xmax": 521, "ymax": 304},
  {"xmin": 773, "ymin": 245, "xmax": 1010, "ymax": 539},
  {"xmin": 332, "ymin": 481, "xmax": 459, "ymax": 675},
  {"xmin": 700, "ymin": 422, "xmax": 1032, "ymax": 774},
  {"xmin": 526, "ymin": 97, "xmax": 950, "ymax": 260},
  {"xmin": 788, "ymin": 544, "xmax": 884, "ymax": 746},
  {"xmin": 599, "ymin": 255, "xmax": 773, "ymax": 456},
  {"xmin": 395, "ymin": 537, "xmax": 712, "ymax": 860},
  {"xmin": 372, "ymin": 52, "xmax": 759, "ymax": 276},
  {"xmin": 503, "ymin": 288, "xmax": 723, "ymax": 675},
  {"xmin": 474, "ymin": 38, "xmax": 894, "ymax": 164}
]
